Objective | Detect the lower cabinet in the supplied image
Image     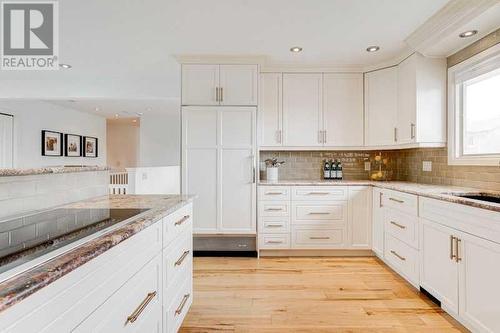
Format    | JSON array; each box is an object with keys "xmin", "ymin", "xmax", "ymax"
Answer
[{"xmin": 371, "ymin": 188, "xmax": 384, "ymax": 257}]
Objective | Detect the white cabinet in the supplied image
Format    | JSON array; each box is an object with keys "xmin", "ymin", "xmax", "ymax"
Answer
[
  {"xmin": 371, "ymin": 188, "xmax": 384, "ymax": 257},
  {"xmin": 364, "ymin": 67, "xmax": 398, "ymax": 146},
  {"xmin": 396, "ymin": 53, "xmax": 446, "ymax": 145},
  {"xmin": 323, "ymin": 73, "xmax": 364, "ymax": 147},
  {"xmin": 348, "ymin": 186, "xmax": 372, "ymax": 249},
  {"xmin": 282, "ymin": 73, "xmax": 323, "ymax": 147},
  {"xmin": 0, "ymin": 113, "xmax": 14, "ymax": 168},
  {"xmin": 182, "ymin": 64, "xmax": 258, "ymax": 106},
  {"xmin": 182, "ymin": 106, "xmax": 256, "ymax": 235},
  {"xmin": 259, "ymin": 73, "xmax": 282, "ymax": 146}
]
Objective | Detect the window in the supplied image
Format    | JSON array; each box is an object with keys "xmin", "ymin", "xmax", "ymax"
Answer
[{"xmin": 448, "ymin": 43, "xmax": 500, "ymax": 166}]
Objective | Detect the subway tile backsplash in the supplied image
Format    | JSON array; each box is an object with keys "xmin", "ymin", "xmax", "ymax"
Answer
[
  {"xmin": 0, "ymin": 171, "xmax": 109, "ymax": 221},
  {"xmin": 260, "ymin": 148, "xmax": 500, "ymax": 191}
]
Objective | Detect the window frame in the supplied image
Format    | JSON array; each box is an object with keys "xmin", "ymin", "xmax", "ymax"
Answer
[{"xmin": 448, "ymin": 42, "xmax": 500, "ymax": 166}]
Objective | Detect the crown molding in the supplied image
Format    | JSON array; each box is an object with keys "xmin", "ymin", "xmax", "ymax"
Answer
[
  {"xmin": 174, "ymin": 54, "xmax": 267, "ymax": 65},
  {"xmin": 405, "ymin": 0, "xmax": 499, "ymax": 56}
]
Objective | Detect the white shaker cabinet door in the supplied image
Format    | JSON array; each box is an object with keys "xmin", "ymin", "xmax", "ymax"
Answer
[
  {"xmin": 219, "ymin": 65, "xmax": 258, "ymax": 106},
  {"xmin": 458, "ymin": 232, "xmax": 500, "ymax": 333},
  {"xmin": 282, "ymin": 73, "xmax": 323, "ymax": 147},
  {"xmin": 396, "ymin": 54, "xmax": 417, "ymax": 144},
  {"xmin": 420, "ymin": 219, "xmax": 459, "ymax": 316},
  {"xmin": 348, "ymin": 186, "xmax": 372, "ymax": 249},
  {"xmin": 182, "ymin": 64, "xmax": 219, "ymax": 106},
  {"xmin": 259, "ymin": 73, "xmax": 282, "ymax": 146},
  {"xmin": 323, "ymin": 73, "xmax": 364, "ymax": 147},
  {"xmin": 364, "ymin": 67, "xmax": 398, "ymax": 146}
]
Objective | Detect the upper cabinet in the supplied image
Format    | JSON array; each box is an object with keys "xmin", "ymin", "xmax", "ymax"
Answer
[
  {"xmin": 259, "ymin": 73, "xmax": 282, "ymax": 146},
  {"xmin": 323, "ymin": 73, "xmax": 364, "ymax": 147},
  {"xmin": 396, "ymin": 53, "xmax": 446, "ymax": 145},
  {"xmin": 364, "ymin": 67, "xmax": 398, "ymax": 146},
  {"xmin": 182, "ymin": 64, "xmax": 258, "ymax": 106},
  {"xmin": 282, "ymin": 73, "xmax": 323, "ymax": 147}
]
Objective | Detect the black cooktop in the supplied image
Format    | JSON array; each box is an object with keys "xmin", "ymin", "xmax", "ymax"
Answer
[{"xmin": 0, "ymin": 208, "xmax": 149, "ymax": 275}]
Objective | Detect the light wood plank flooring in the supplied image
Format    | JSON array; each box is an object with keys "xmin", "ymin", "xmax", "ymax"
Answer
[{"xmin": 180, "ymin": 257, "xmax": 468, "ymax": 332}]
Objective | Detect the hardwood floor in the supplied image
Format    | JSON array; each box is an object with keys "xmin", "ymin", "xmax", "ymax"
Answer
[{"xmin": 180, "ymin": 257, "xmax": 468, "ymax": 332}]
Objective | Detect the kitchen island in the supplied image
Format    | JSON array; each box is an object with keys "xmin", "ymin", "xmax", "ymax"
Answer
[{"xmin": 0, "ymin": 194, "xmax": 194, "ymax": 333}]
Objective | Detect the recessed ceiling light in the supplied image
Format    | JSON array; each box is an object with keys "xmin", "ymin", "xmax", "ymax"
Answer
[
  {"xmin": 59, "ymin": 63, "xmax": 72, "ymax": 69},
  {"xmin": 114, "ymin": 113, "xmax": 119, "ymax": 118},
  {"xmin": 459, "ymin": 30, "xmax": 478, "ymax": 38},
  {"xmin": 366, "ymin": 46, "xmax": 380, "ymax": 52},
  {"xmin": 290, "ymin": 46, "xmax": 303, "ymax": 53}
]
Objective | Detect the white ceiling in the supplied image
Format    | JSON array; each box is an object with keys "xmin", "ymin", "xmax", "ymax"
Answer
[{"xmin": 0, "ymin": 0, "xmax": 497, "ymax": 102}]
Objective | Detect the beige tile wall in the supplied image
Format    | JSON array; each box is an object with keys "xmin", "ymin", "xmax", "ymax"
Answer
[{"xmin": 260, "ymin": 148, "xmax": 500, "ymax": 191}]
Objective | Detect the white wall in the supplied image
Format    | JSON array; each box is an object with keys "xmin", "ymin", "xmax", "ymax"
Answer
[
  {"xmin": 0, "ymin": 100, "xmax": 106, "ymax": 168},
  {"xmin": 107, "ymin": 119, "xmax": 139, "ymax": 170},
  {"xmin": 139, "ymin": 111, "xmax": 180, "ymax": 167}
]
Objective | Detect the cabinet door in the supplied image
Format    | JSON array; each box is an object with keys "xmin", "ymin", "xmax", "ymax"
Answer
[
  {"xmin": 0, "ymin": 113, "xmax": 13, "ymax": 168},
  {"xmin": 458, "ymin": 232, "xmax": 500, "ymax": 333},
  {"xmin": 372, "ymin": 188, "xmax": 384, "ymax": 257},
  {"xmin": 282, "ymin": 73, "xmax": 323, "ymax": 146},
  {"xmin": 219, "ymin": 107, "xmax": 256, "ymax": 233},
  {"xmin": 420, "ymin": 219, "xmax": 459, "ymax": 315},
  {"xmin": 182, "ymin": 107, "xmax": 218, "ymax": 233},
  {"xmin": 182, "ymin": 64, "xmax": 219, "ymax": 106},
  {"xmin": 348, "ymin": 186, "xmax": 372, "ymax": 249},
  {"xmin": 364, "ymin": 67, "xmax": 398, "ymax": 146},
  {"xmin": 219, "ymin": 65, "xmax": 258, "ymax": 106},
  {"xmin": 259, "ymin": 73, "xmax": 282, "ymax": 146},
  {"xmin": 323, "ymin": 73, "xmax": 364, "ymax": 147},
  {"xmin": 397, "ymin": 54, "xmax": 417, "ymax": 144}
]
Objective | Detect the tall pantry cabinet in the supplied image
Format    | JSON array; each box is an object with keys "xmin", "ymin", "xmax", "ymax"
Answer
[{"xmin": 181, "ymin": 64, "xmax": 258, "ymax": 235}]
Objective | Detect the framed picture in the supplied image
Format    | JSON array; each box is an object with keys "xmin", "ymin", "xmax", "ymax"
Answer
[
  {"xmin": 83, "ymin": 136, "xmax": 98, "ymax": 158},
  {"xmin": 65, "ymin": 134, "xmax": 82, "ymax": 157},
  {"xmin": 41, "ymin": 130, "xmax": 63, "ymax": 156}
]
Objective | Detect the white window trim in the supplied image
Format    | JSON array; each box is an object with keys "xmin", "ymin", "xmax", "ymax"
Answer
[{"xmin": 448, "ymin": 42, "xmax": 500, "ymax": 166}]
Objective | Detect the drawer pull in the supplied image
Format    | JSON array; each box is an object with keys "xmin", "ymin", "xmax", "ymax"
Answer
[
  {"xmin": 174, "ymin": 250, "xmax": 190, "ymax": 266},
  {"xmin": 308, "ymin": 212, "xmax": 330, "ymax": 215},
  {"xmin": 390, "ymin": 250, "xmax": 406, "ymax": 261},
  {"xmin": 450, "ymin": 235, "xmax": 457, "ymax": 260},
  {"xmin": 175, "ymin": 215, "xmax": 190, "ymax": 226},
  {"xmin": 309, "ymin": 237, "xmax": 330, "ymax": 240},
  {"xmin": 265, "ymin": 192, "xmax": 284, "ymax": 195},
  {"xmin": 389, "ymin": 198, "xmax": 404, "ymax": 204},
  {"xmin": 266, "ymin": 240, "xmax": 283, "ymax": 244},
  {"xmin": 390, "ymin": 221, "xmax": 406, "ymax": 229},
  {"xmin": 126, "ymin": 291, "xmax": 157, "ymax": 325},
  {"xmin": 175, "ymin": 294, "xmax": 191, "ymax": 316},
  {"xmin": 456, "ymin": 238, "xmax": 462, "ymax": 262},
  {"xmin": 265, "ymin": 208, "xmax": 283, "ymax": 211},
  {"xmin": 265, "ymin": 223, "xmax": 284, "ymax": 228},
  {"xmin": 306, "ymin": 192, "xmax": 330, "ymax": 195}
]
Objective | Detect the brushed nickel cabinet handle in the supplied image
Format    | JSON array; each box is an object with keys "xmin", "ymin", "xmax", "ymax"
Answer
[
  {"xmin": 265, "ymin": 223, "xmax": 284, "ymax": 228},
  {"xmin": 174, "ymin": 250, "xmax": 190, "ymax": 266},
  {"xmin": 394, "ymin": 127, "xmax": 398, "ymax": 142},
  {"xmin": 456, "ymin": 238, "xmax": 462, "ymax": 262},
  {"xmin": 389, "ymin": 197, "xmax": 404, "ymax": 204},
  {"xmin": 310, "ymin": 236, "xmax": 330, "ymax": 240},
  {"xmin": 215, "ymin": 87, "xmax": 219, "ymax": 102},
  {"xmin": 126, "ymin": 291, "xmax": 157, "ymax": 325},
  {"xmin": 323, "ymin": 130, "xmax": 327, "ymax": 144},
  {"xmin": 265, "ymin": 191, "xmax": 285, "ymax": 195},
  {"xmin": 265, "ymin": 207, "xmax": 283, "ymax": 211},
  {"xmin": 390, "ymin": 250, "xmax": 406, "ymax": 261},
  {"xmin": 175, "ymin": 215, "xmax": 190, "ymax": 226},
  {"xmin": 411, "ymin": 123, "xmax": 416, "ymax": 139},
  {"xmin": 266, "ymin": 240, "xmax": 284, "ymax": 244},
  {"xmin": 308, "ymin": 212, "xmax": 330, "ymax": 215},
  {"xmin": 175, "ymin": 294, "xmax": 191, "ymax": 316},
  {"xmin": 390, "ymin": 221, "xmax": 406, "ymax": 229},
  {"xmin": 450, "ymin": 235, "xmax": 456, "ymax": 260},
  {"xmin": 220, "ymin": 87, "xmax": 223, "ymax": 102},
  {"xmin": 379, "ymin": 192, "xmax": 383, "ymax": 208},
  {"xmin": 306, "ymin": 192, "xmax": 330, "ymax": 195}
]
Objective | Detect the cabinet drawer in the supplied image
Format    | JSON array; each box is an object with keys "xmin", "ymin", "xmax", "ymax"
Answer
[
  {"xmin": 381, "ymin": 189, "xmax": 418, "ymax": 216},
  {"xmin": 292, "ymin": 201, "xmax": 347, "ymax": 226},
  {"xmin": 292, "ymin": 187, "xmax": 348, "ymax": 201},
  {"xmin": 258, "ymin": 217, "xmax": 289, "ymax": 234},
  {"xmin": 259, "ymin": 201, "xmax": 290, "ymax": 217},
  {"xmin": 74, "ymin": 254, "xmax": 162, "ymax": 332},
  {"xmin": 258, "ymin": 186, "xmax": 290, "ymax": 201},
  {"xmin": 384, "ymin": 210, "xmax": 419, "ymax": 249},
  {"xmin": 165, "ymin": 275, "xmax": 193, "ymax": 333},
  {"xmin": 163, "ymin": 230, "xmax": 193, "ymax": 291},
  {"xmin": 163, "ymin": 203, "xmax": 193, "ymax": 248},
  {"xmin": 259, "ymin": 234, "xmax": 290, "ymax": 249},
  {"xmin": 291, "ymin": 228, "xmax": 345, "ymax": 249},
  {"xmin": 384, "ymin": 233, "xmax": 419, "ymax": 286}
]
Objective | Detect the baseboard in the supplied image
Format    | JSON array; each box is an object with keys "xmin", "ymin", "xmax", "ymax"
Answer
[
  {"xmin": 193, "ymin": 250, "xmax": 258, "ymax": 257},
  {"xmin": 258, "ymin": 249, "xmax": 375, "ymax": 257}
]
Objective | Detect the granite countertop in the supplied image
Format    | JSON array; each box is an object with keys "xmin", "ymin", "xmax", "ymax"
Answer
[
  {"xmin": 0, "ymin": 194, "xmax": 194, "ymax": 313},
  {"xmin": 259, "ymin": 180, "xmax": 500, "ymax": 213},
  {"xmin": 0, "ymin": 166, "xmax": 110, "ymax": 177}
]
